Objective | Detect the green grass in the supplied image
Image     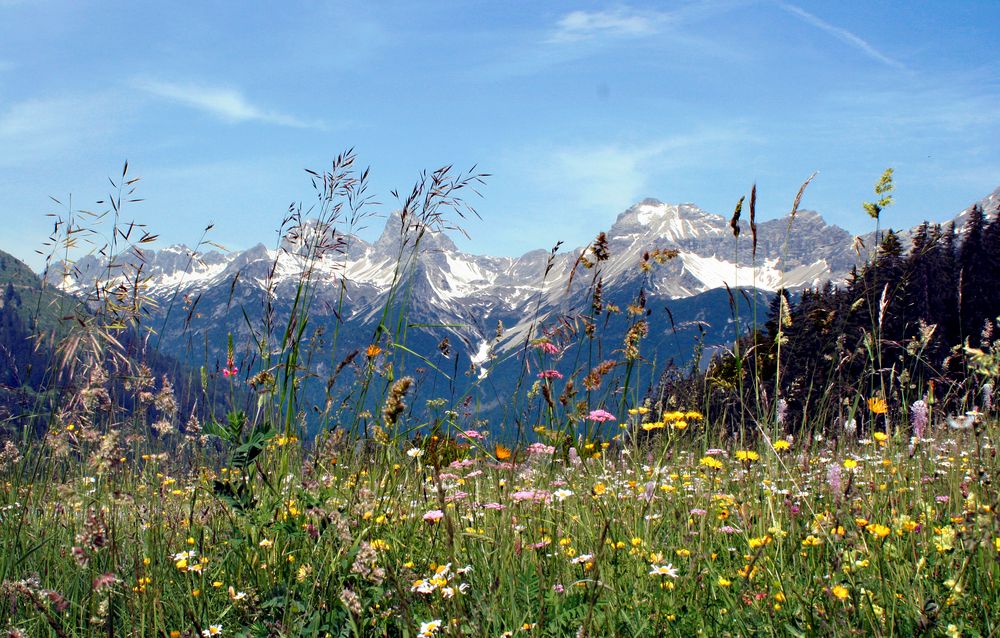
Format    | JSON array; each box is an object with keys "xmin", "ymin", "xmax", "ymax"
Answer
[{"xmin": 0, "ymin": 415, "xmax": 997, "ymax": 637}]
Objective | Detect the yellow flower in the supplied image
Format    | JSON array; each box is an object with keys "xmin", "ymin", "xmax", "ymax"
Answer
[
  {"xmin": 735, "ymin": 450, "xmax": 759, "ymax": 462},
  {"xmin": 699, "ymin": 456, "xmax": 724, "ymax": 470},
  {"xmin": 748, "ymin": 535, "xmax": 772, "ymax": 549},
  {"xmin": 641, "ymin": 421, "xmax": 665, "ymax": 431},
  {"xmin": 717, "ymin": 576, "xmax": 732, "ymax": 587},
  {"xmin": 867, "ymin": 397, "xmax": 888, "ymax": 415},
  {"xmin": 672, "ymin": 420, "xmax": 688, "ymax": 430},
  {"xmin": 495, "ymin": 444, "xmax": 512, "ymax": 461},
  {"xmin": 873, "ymin": 432, "xmax": 888, "ymax": 443},
  {"xmin": 801, "ymin": 535, "xmax": 823, "ymax": 547},
  {"xmin": 592, "ymin": 483, "xmax": 607, "ymax": 496},
  {"xmin": 867, "ymin": 524, "xmax": 891, "ymax": 539},
  {"xmin": 773, "ymin": 440, "xmax": 790, "ymax": 451},
  {"xmin": 843, "ymin": 459, "xmax": 859, "ymax": 470},
  {"xmin": 832, "ymin": 585, "xmax": 850, "ymax": 600}
]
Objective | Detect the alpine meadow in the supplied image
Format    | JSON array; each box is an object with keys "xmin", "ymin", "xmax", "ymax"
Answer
[{"xmin": 1, "ymin": 2, "xmax": 1000, "ymax": 637}]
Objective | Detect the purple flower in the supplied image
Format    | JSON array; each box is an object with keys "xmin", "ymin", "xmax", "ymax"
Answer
[
  {"xmin": 910, "ymin": 400, "xmax": 928, "ymax": 440},
  {"xmin": 827, "ymin": 463, "xmax": 842, "ymax": 495}
]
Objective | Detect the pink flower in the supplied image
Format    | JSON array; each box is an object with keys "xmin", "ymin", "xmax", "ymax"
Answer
[
  {"xmin": 587, "ymin": 409, "xmax": 616, "ymax": 422},
  {"xmin": 458, "ymin": 429, "xmax": 484, "ymax": 440},
  {"xmin": 422, "ymin": 509, "xmax": 445, "ymax": 523},
  {"xmin": 512, "ymin": 490, "xmax": 551, "ymax": 502},
  {"xmin": 527, "ymin": 443, "xmax": 555, "ymax": 455},
  {"xmin": 537, "ymin": 370, "xmax": 563, "ymax": 380},
  {"xmin": 222, "ymin": 365, "xmax": 239, "ymax": 378},
  {"xmin": 537, "ymin": 342, "xmax": 560, "ymax": 355}
]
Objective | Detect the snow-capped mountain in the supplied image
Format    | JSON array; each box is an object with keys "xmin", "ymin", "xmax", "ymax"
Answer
[{"xmin": 55, "ymin": 198, "xmax": 867, "ymax": 365}]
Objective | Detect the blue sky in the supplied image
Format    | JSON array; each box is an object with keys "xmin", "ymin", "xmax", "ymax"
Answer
[{"xmin": 1, "ymin": 1, "xmax": 998, "ymax": 268}]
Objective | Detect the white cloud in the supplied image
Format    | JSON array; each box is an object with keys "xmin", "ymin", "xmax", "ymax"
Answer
[
  {"xmin": 778, "ymin": 3, "xmax": 906, "ymax": 70},
  {"xmin": 134, "ymin": 79, "xmax": 322, "ymax": 128},
  {"xmin": 547, "ymin": 7, "xmax": 662, "ymax": 44},
  {"xmin": 507, "ymin": 126, "xmax": 763, "ymax": 235}
]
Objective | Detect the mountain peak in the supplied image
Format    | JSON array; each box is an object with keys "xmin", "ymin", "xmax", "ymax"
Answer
[{"xmin": 375, "ymin": 210, "xmax": 459, "ymax": 254}]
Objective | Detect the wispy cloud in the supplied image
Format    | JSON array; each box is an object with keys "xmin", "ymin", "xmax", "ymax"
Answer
[
  {"xmin": 778, "ymin": 3, "xmax": 906, "ymax": 70},
  {"xmin": 547, "ymin": 7, "xmax": 663, "ymax": 44},
  {"xmin": 503, "ymin": 125, "xmax": 763, "ymax": 238},
  {"xmin": 134, "ymin": 79, "xmax": 322, "ymax": 128}
]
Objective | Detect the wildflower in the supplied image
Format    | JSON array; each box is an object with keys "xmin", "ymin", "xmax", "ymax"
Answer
[
  {"xmin": 831, "ymin": 585, "xmax": 850, "ymax": 600},
  {"xmin": 843, "ymin": 418, "xmax": 858, "ymax": 435},
  {"xmin": 867, "ymin": 524, "xmax": 891, "ymax": 539},
  {"xmin": 699, "ymin": 456, "xmax": 724, "ymax": 470},
  {"xmin": 366, "ymin": 344, "xmax": 383, "ymax": 359},
  {"xmin": 735, "ymin": 450, "xmax": 759, "ymax": 462},
  {"xmin": 417, "ymin": 619, "xmax": 442, "ymax": 638},
  {"xmin": 868, "ymin": 397, "xmax": 888, "ymax": 415},
  {"xmin": 641, "ymin": 421, "xmax": 665, "ymax": 431},
  {"xmin": 910, "ymin": 400, "xmax": 928, "ymax": 439},
  {"xmin": 423, "ymin": 510, "xmax": 445, "ymax": 524},
  {"xmin": 201, "ymin": 626, "xmax": 223, "ymax": 637},
  {"xmin": 537, "ymin": 370, "xmax": 563, "ymax": 380},
  {"xmin": 494, "ymin": 443, "xmax": 512, "ymax": 461},
  {"xmin": 173, "ymin": 550, "xmax": 196, "ymax": 571},
  {"xmin": 406, "ymin": 448, "xmax": 424, "ymax": 458},
  {"xmin": 717, "ymin": 576, "xmax": 732, "ymax": 587},
  {"xmin": 873, "ymin": 432, "xmax": 888, "ymax": 444},
  {"xmin": 536, "ymin": 341, "xmax": 560, "ymax": 355},
  {"xmin": 649, "ymin": 563, "xmax": 679, "ymax": 578},
  {"xmin": 587, "ymin": 409, "xmax": 616, "ymax": 422},
  {"xmin": 946, "ymin": 413, "xmax": 976, "ymax": 430},
  {"xmin": 527, "ymin": 442, "xmax": 555, "ymax": 455},
  {"xmin": 827, "ymin": 463, "xmax": 843, "ymax": 494},
  {"xmin": 843, "ymin": 459, "xmax": 858, "ymax": 470},
  {"xmin": 553, "ymin": 489, "xmax": 574, "ymax": 501},
  {"xmin": 672, "ymin": 420, "xmax": 688, "ymax": 430},
  {"xmin": 773, "ymin": 440, "xmax": 790, "ymax": 451},
  {"xmin": 571, "ymin": 554, "xmax": 594, "ymax": 565}
]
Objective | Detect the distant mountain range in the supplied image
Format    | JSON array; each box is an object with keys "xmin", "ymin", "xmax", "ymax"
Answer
[
  {"xmin": 7, "ymin": 185, "xmax": 995, "ymax": 431},
  {"xmin": 55, "ymin": 199, "xmax": 867, "ymax": 365}
]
